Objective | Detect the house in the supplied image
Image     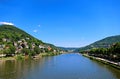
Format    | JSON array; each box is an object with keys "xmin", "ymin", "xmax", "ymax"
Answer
[
  {"xmin": 26, "ymin": 37, "xmax": 30, "ymax": 40},
  {"xmin": 2, "ymin": 38, "xmax": 7, "ymax": 42},
  {"xmin": 47, "ymin": 46, "xmax": 52, "ymax": 51},
  {"xmin": 2, "ymin": 38, "xmax": 11, "ymax": 42},
  {"xmin": 53, "ymin": 50, "xmax": 56, "ymax": 53},
  {"xmin": 18, "ymin": 40, "xmax": 22, "ymax": 43},
  {"xmin": 26, "ymin": 45, "xmax": 29, "ymax": 48},
  {"xmin": 32, "ymin": 43, "xmax": 35, "ymax": 49},
  {"xmin": 39, "ymin": 45, "xmax": 45, "ymax": 48},
  {"xmin": 13, "ymin": 42, "xmax": 17, "ymax": 46}
]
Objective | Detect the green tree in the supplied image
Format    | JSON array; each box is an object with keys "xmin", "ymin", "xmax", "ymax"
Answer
[
  {"xmin": 3, "ymin": 44, "xmax": 15, "ymax": 56},
  {"xmin": 21, "ymin": 48, "xmax": 30, "ymax": 55},
  {"xmin": 34, "ymin": 46, "xmax": 41, "ymax": 54}
]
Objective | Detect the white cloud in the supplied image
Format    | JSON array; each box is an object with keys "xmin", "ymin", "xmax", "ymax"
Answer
[
  {"xmin": 33, "ymin": 30, "xmax": 38, "ymax": 33},
  {"xmin": 0, "ymin": 22, "xmax": 14, "ymax": 25}
]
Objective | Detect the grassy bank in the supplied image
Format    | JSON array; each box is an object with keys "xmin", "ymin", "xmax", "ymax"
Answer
[
  {"xmin": 82, "ymin": 54, "xmax": 120, "ymax": 70},
  {"xmin": 0, "ymin": 57, "xmax": 15, "ymax": 61},
  {"xmin": 0, "ymin": 52, "xmax": 61, "ymax": 61}
]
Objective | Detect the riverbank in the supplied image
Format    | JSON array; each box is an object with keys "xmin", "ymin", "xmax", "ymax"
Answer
[
  {"xmin": 0, "ymin": 52, "xmax": 62, "ymax": 61},
  {"xmin": 82, "ymin": 54, "xmax": 120, "ymax": 70},
  {"xmin": 32, "ymin": 52, "xmax": 61, "ymax": 59},
  {"xmin": 0, "ymin": 57, "xmax": 15, "ymax": 61}
]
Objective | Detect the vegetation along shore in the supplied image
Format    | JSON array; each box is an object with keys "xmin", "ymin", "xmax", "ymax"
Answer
[{"xmin": 80, "ymin": 42, "xmax": 120, "ymax": 69}]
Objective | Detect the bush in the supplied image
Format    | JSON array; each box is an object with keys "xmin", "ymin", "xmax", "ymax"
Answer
[{"xmin": 16, "ymin": 54, "xmax": 24, "ymax": 60}]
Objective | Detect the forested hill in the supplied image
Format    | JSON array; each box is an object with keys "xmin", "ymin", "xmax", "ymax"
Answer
[
  {"xmin": 0, "ymin": 24, "xmax": 61, "ymax": 57},
  {"xmin": 0, "ymin": 25, "xmax": 43, "ymax": 43},
  {"xmin": 79, "ymin": 35, "xmax": 120, "ymax": 51}
]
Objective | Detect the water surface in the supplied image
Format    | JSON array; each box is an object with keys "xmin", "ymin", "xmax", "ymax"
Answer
[{"xmin": 0, "ymin": 53, "xmax": 120, "ymax": 79}]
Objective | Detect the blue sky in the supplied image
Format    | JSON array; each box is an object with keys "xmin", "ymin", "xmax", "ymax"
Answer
[{"xmin": 0, "ymin": 0, "xmax": 120, "ymax": 47}]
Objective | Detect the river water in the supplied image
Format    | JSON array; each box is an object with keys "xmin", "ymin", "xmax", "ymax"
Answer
[{"xmin": 0, "ymin": 53, "xmax": 120, "ymax": 79}]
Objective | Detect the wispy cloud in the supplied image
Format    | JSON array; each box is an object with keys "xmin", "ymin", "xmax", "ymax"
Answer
[
  {"xmin": 33, "ymin": 29, "xmax": 38, "ymax": 33},
  {"xmin": 33, "ymin": 24, "xmax": 41, "ymax": 33},
  {"xmin": 0, "ymin": 22, "xmax": 14, "ymax": 25}
]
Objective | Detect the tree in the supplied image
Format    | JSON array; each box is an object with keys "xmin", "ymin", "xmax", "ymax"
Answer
[
  {"xmin": 34, "ymin": 46, "xmax": 41, "ymax": 54},
  {"xmin": 3, "ymin": 44, "xmax": 15, "ymax": 56},
  {"xmin": 21, "ymin": 48, "xmax": 30, "ymax": 55}
]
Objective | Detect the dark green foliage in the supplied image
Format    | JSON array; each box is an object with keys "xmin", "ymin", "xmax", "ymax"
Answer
[
  {"xmin": 110, "ymin": 42, "xmax": 120, "ymax": 54},
  {"xmin": 81, "ymin": 42, "xmax": 120, "ymax": 62},
  {"xmin": 21, "ymin": 48, "xmax": 30, "ymax": 55},
  {"xmin": 3, "ymin": 44, "xmax": 15, "ymax": 56},
  {"xmin": 34, "ymin": 46, "xmax": 41, "ymax": 54},
  {"xmin": 16, "ymin": 54, "xmax": 24, "ymax": 60}
]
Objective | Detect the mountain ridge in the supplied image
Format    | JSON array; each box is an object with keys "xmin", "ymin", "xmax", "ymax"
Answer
[{"xmin": 79, "ymin": 35, "xmax": 120, "ymax": 51}]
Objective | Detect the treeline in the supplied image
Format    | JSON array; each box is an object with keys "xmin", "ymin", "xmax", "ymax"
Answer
[{"xmin": 80, "ymin": 42, "xmax": 120, "ymax": 62}]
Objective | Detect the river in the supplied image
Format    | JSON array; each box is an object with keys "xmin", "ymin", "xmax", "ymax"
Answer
[{"xmin": 0, "ymin": 53, "xmax": 120, "ymax": 79}]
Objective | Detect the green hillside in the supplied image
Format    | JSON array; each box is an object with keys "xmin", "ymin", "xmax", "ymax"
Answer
[
  {"xmin": 0, "ymin": 25, "xmax": 43, "ymax": 44},
  {"xmin": 0, "ymin": 24, "xmax": 61, "ymax": 57},
  {"xmin": 79, "ymin": 35, "xmax": 120, "ymax": 51}
]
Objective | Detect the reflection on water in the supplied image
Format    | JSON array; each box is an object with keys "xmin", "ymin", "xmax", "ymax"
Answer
[
  {"xmin": 0, "ymin": 53, "xmax": 120, "ymax": 79},
  {"xmin": 0, "ymin": 59, "xmax": 46, "ymax": 79}
]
